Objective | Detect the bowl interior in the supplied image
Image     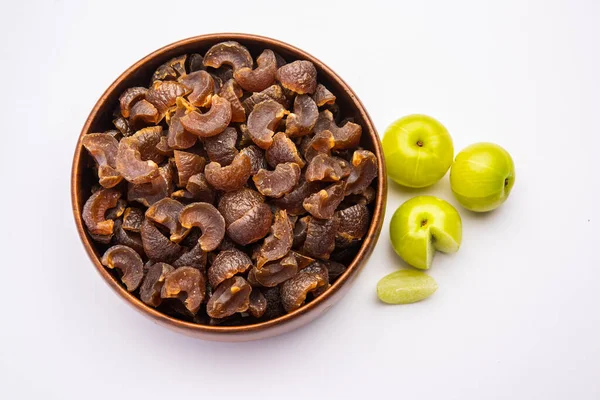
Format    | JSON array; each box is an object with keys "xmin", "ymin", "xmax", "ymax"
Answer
[{"xmin": 72, "ymin": 33, "xmax": 385, "ymax": 337}]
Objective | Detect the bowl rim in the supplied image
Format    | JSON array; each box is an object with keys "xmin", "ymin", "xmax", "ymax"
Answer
[{"xmin": 71, "ymin": 33, "xmax": 386, "ymax": 336}]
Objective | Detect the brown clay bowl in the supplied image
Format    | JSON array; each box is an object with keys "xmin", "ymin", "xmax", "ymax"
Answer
[{"xmin": 71, "ymin": 33, "xmax": 387, "ymax": 341}]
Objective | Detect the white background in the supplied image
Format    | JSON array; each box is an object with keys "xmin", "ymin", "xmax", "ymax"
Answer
[{"xmin": 1, "ymin": 0, "xmax": 599, "ymax": 398}]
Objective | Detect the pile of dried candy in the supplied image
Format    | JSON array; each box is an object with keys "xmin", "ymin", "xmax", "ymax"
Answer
[{"xmin": 81, "ymin": 41, "xmax": 378, "ymax": 325}]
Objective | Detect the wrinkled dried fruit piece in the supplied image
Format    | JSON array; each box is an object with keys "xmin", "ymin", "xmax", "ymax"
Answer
[
  {"xmin": 234, "ymin": 49, "xmax": 277, "ymax": 92},
  {"xmin": 257, "ymin": 209, "xmax": 293, "ymax": 268},
  {"xmin": 303, "ymin": 181, "xmax": 346, "ymax": 220},
  {"xmin": 335, "ymin": 203, "xmax": 370, "ymax": 248},
  {"xmin": 140, "ymin": 262, "xmax": 175, "ymax": 307},
  {"xmin": 101, "ymin": 245, "xmax": 144, "ymax": 292},
  {"xmin": 145, "ymin": 198, "xmax": 189, "ymax": 243},
  {"xmin": 105, "ymin": 199, "xmax": 127, "ymax": 220},
  {"xmin": 152, "ymin": 55, "xmax": 187, "ymax": 82},
  {"xmin": 161, "ymin": 267, "xmax": 206, "ymax": 315},
  {"xmin": 248, "ymin": 289, "xmax": 267, "ymax": 318},
  {"xmin": 204, "ymin": 152, "xmax": 251, "ymax": 192},
  {"xmin": 156, "ymin": 136, "xmax": 173, "ymax": 156},
  {"xmin": 187, "ymin": 53, "xmax": 205, "ymax": 73},
  {"xmin": 82, "ymin": 133, "xmax": 122, "ymax": 188},
  {"xmin": 116, "ymin": 127, "xmax": 163, "ymax": 184},
  {"xmin": 240, "ymin": 145, "xmax": 267, "ymax": 175},
  {"xmin": 273, "ymin": 180, "xmax": 321, "ymax": 216},
  {"xmin": 345, "ymin": 150, "xmax": 378, "ymax": 195},
  {"xmin": 185, "ymin": 173, "xmax": 216, "ymax": 203},
  {"xmin": 173, "ymin": 243, "xmax": 207, "ymax": 270},
  {"xmin": 246, "ymin": 99, "xmax": 286, "ymax": 149},
  {"xmin": 302, "ymin": 262, "xmax": 330, "ymax": 296},
  {"xmin": 281, "ymin": 264, "xmax": 328, "ymax": 312},
  {"xmin": 128, "ymin": 99, "xmax": 160, "ymax": 127},
  {"xmin": 167, "ymin": 97, "xmax": 197, "ymax": 149},
  {"xmin": 180, "ymin": 95, "xmax": 232, "ymax": 137},
  {"xmin": 173, "ymin": 150, "xmax": 206, "ymax": 187},
  {"xmin": 112, "ymin": 219, "xmax": 145, "ymax": 256},
  {"xmin": 141, "ymin": 218, "xmax": 183, "ymax": 262},
  {"xmin": 265, "ymin": 132, "xmax": 305, "ymax": 168},
  {"xmin": 179, "ymin": 202, "xmax": 225, "ymax": 252},
  {"xmin": 206, "ymin": 276, "xmax": 252, "ymax": 318},
  {"xmin": 253, "ymin": 162, "xmax": 301, "ymax": 198},
  {"xmin": 227, "ymin": 203, "xmax": 272, "ymax": 246},
  {"xmin": 304, "ymin": 130, "xmax": 335, "ymax": 162},
  {"xmin": 314, "ymin": 110, "xmax": 362, "ymax": 150},
  {"xmin": 119, "ymin": 87, "xmax": 148, "ymax": 118},
  {"xmin": 122, "ymin": 207, "xmax": 144, "ymax": 232},
  {"xmin": 305, "ymin": 153, "xmax": 346, "ymax": 183},
  {"xmin": 208, "ymin": 249, "xmax": 253, "ymax": 288},
  {"xmin": 285, "ymin": 95, "xmax": 318, "ymax": 137},
  {"xmin": 253, "ymin": 253, "xmax": 298, "ymax": 287},
  {"xmin": 146, "ymin": 80, "xmax": 189, "ymax": 118},
  {"xmin": 203, "ymin": 127, "xmax": 238, "ymax": 166},
  {"xmin": 262, "ymin": 84, "xmax": 290, "ymax": 108},
  {"xmin": 127, "ymin": 163, "xmax": 173, "ymax": 206},
  {"xmin": 204, "ymin": 41, "xmax": 253, "ymax": 72},
  {"xmin": 276, "ymin": 60, "xmax": 317, "ymax": 94},
  {"xmin": 312, "ymin": 84, "xmax": 336, "ymax": 107},
  {"xmin": 113, "ymin": 116, "xmax": 132, "ymax": 137},
  {"xmin": 262, "ymin": 286, "xmax": 285, "ymax": 319},
  {"xmin": 291, "ymin": 251, "xmax": 315, "ymax": 269},
  {"xmin": 218, "ymin": 79, "xmax": 245, "ymax": 122},
  {"xmin": 178, "ymin": 70, "xmax": 213, "ymax": 107},
  {"xmin": 292, "ymin": 216, "xmax": 309, "ymax": 248},
  {"xmin": 82, "ymin": 188, "xmax": 121, "ymax": 236},
  {"xmin": 344, "ymin": 186, "xmax": 376, "ymax": 205},
  {"xmin": 218, "ymin": 187, "xmax": 264, "ymax": 226},
  {"xmin": 302, "ymin": 216, "xmax": 338, "ymax": 259}
]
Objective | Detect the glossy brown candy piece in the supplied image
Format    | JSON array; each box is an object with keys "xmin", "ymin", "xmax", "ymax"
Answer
[
  {"xmin": 185, "ymin": 173, "xmax": 216, "ymax": 204},
  {"xmin": 335, "ymin": 203, "xmax": 370, "ymax": 248},
  {"xmin": 218, "ymin": 187, "xmax": 264, "ymax": 226},
  {"xmin": 140, "ymin": 262, "xmax": 175, "ymax": 307},
  {"xmin": 312, "ymin": 84, "xmax": 336, "ymax": 107},
  {"xmin": 208, "ymin": 249, "xmax": 253, "ymax": 288},
  {"xmin": 305, "ymin": 153, "xmax": 346, "ymax": 183},
  {"xmin": 179, "ymin": 95, "xmax": 232, "ymax": 137},
  {"xmin": 246, "ymin": 99, "xmax": 286, "ymax": 149},
  {"xmin": 273, "ymin": 180, "xmax": 321, "ymax": 216},
  {"xmin": 345, "ymin": 150, "xmax": 378, "ymax": 195},
  {"xmin": 253, "ymin": 162, "xmax": 301, "ymax": 198},
  {"xmin": 248, "ymin": 289, "xmax": 267, "ymax": 318},
  {"xmin": 105, "ymin": 199, "xmax": 127, "ymax": 220},
  {"xmin": 202, "ymin": 127, "xmax": 238, "ymax": 166},
  {"xmin": 152, "ymin": 55, "xmax": 187, "ymax": 82},
  {"xmin": 173, "ymin": 150, "xmax": 206, "ymax": 187},
  {"xmin": 119, "ymin": 87, "xmax": 148, "ymax": 118},
  {"xmin": 178, "ymin": 70, "xmax": 213, "ymax": 107},
  {"xmin": 344, "ymin": 186, "xmax": 376, "ymax": 205},
  {"xmin": 292, "ymin": 216, "xmax": 309, "ymax": 248},
  {"xmin": 101, "ymin": 245, "xmax": 144, "ymax": 292},
  {"xmin": 291, "ymin": 251, "xmax": 315, "ymax": 269},
  {"xmin": 276, "ymin": 60, "xmax": 317, "ymax": 95},
  {"xmin": 141, "ymin": 218, "xmax": 183, "ymax": 262},
  {"xmin": 303, "ymin": 181, "xmax": 346, "ymax": 220},
  {"xmin": 167, "ymin": 97, "xmax": 197, "ymax": 150},
  {"xmin": 116, "ymin": 127, "xmax": 162, "ymax": 184},
  {"xmin": 112, "ymin": 219, "xmax": 145, "ymax": 256},
  {"xmin": 227, "ymin": 203, "xmax": 272, "ymax": 246},
  {"xmin": 304, "ymin": 130, "xmax": 335, "ymax": 163},
  {"xmin": 218, "ymin": 79, "xmax": 245, "ymax": 123},
  {"xmin": 206, "ymin": 276, "xmax": 252, "ymax": 319},
  {"xmin": 146, "ymin": 80, "xmax": 189, "ymax": 118},
  {"xmin": 203, "ymin": 41, "xmax": 253, "ymax": 72},
  {"xmin": 314, "ymin": 110, "xmax": 362, "ymax": 150},
  {"xmin": 82, "ymin": 133, "xmax": 122, "ymax": 188},
  {"xmin": 262, "ymin": 286, "xmax": 286, "ymax": 320},
  {"xmin": 234, "ymin": 49, "xmax": 277, "ymax": 92},
  {"xmin": 172, "ymin": 243, "xmax": 207, "ymax": 271},
  {"xmin": 187, "ymin": 53, "xmax": 205, "ymax": 73},
  {"xmin": 253, "ymin": 253, "xmax": 298, "ymax": 287},
  {"xmin": 122, "ymin": 207, "xmax": 144, "ymax": 232},
  {"xmin": 285, "ymin": 95, "xmax": 318, "ymax": 137},
  {"xmin": 204, "ymin": 152, "xmax": 251, "ymax": 192},
  {"xmin": 145, "ymin": 198, "xmax": 189, "ymax": 243},
  {"xmin": 240, "ymin": 145, "xmax": 267, "ymax": 175},
  {"xmin": 257, "ymin": 209, "xmax": 293, "ymax": 268},
  {"xmin": 128, "ymin": 99, "xmax": 160, "ymax": 127},
  {"xmin": 82, "ymin": 188, "xmax": 121, "ymax": 236},
  {"xmin": 265, "ymin": 132, "xmax": 305, "ymax": 168},
  {"xmin": 281, "ymin": 263, "xmax": 328, "ymax": 313},
  {"xmin": 301, "ymin": 262, "xmax": 330, "ymax": 296},
  {"xmin": 161, "ymin": 267, "xmax": 206, "ymax": 315},
  {"xmin": 127, "ymin": 163, "xmax": 174, "ymax": 207},
  {"xmin": 113, "ymin": 116, "xmax": 132, "ymax": 137},
  {"xmin": 302, "ymin": 216, "xmax": 338, "ymax": 259},
  {"xmin": 179, "ymin": 202, "xmax": 225, "ymax": 252}
]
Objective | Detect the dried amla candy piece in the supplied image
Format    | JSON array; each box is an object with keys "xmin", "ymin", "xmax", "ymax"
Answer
[
  {"xmin": 113, "ymin": 115, "xmax": 132, "ymax": 137},
  {"xmin": 345, "ymin": 150, "xmax": 378, "ymax": 195},
  {"xmin": 204, "ymin": 152, "xmax": 251, "ymax": 192},
  {"xmin": 140, "ymin": 262, "xmax": 175, "ymax": 307},
  {"xmin": 152, "ymin": 55, "xmax": 187, "ymax": 82},
  {"xmin": 303, "ymin": 181, "xmax": 346, "ymax": 220},
  {"xmin": 178, "ymin": 70, "xmax": 213, "ymax": 107},
  {"xmin": 173, "ymin": 150, "xmax": 206, "ymax": 187},
  {"xmin": 302, "ymin": 216, "xmax": 338, "ymax": 259},
  {"xmin": 312, "ymin": 84, "xmax": 336, "ymax": 107},
  {"xmin": 161, "ymin": 267, "xmax": 207, "ymax": 314},
  {"xmin": 253, "ymin": 253, "xmax": 298, "ymax": 287},
  {"xmin": 292, "ymin": 216, "xmax": 309, "ymax": 248},
  {"xmin": 218, "ymin": 187, "xmax": 264, "ymax": 226},
  {"xmin": 179, "ymin": 202, "xmax": 225, "ymax": 252},
  {"xmin": 281, "ymin": 263, "xmax": 329, "ymax": 312},
  {"xmin": 377, "ymin": 270, "xmax": 438, "ymax": 304},
  {"xmin": 127, "ymin": 163, "xmax": 174, "ymax": 207},
  {"xmin": 167, "ymin": 97, "xmax": 197, "ymax": 149},
  {"xmin": 227, "ymin": 203, "xmax": 273, "ymax": 246},
  {"xmin": 82, "ymin": 188, "xmax": 121, "ymax": 236},
  {"xmin": 305, "ymin": 153, "xmax": 346, "ymax": 183},
  {"xmin": 285, "ymin": 95, "xmax": 318, "ymax": 137},
  {"xmin": 202, "ymin": 126, "xmax": 238, "ymax": 166},
  {"xmin": 203, "ymin": 41, "xmax": 253, "ymax": 72},
  {"xmin": 265, "ymin": 132, "xmax": 305, "ymax": 168},
  {"xmin": 173, "ymin": 243, "xmax": 207, "ymax": 271},
  {"xmin": 240, "ymin": 145, "xmax": 267, "ymax": 175},
  {"xmin": 206, "ymin": 276, "xmax": 252, "ymax": 319},
  {"xmin": 180, "ymin": 95, "xmax": 232, "ymax": 137},
  {"xmin": 273, "ymin": 180, "xmax": 321, "ymax": 216},
  {"xmin": 303, "ymin": 129, "xmax": 335, "ymax": 163},
  {"xmin": 146, "ymin": 80, "xmax": 189, "ymax": 118},
  {"xmin": 112, "ymin": 218, "xmax": 145, "ymax": 256},
  {"xmin": 218, "ymin": 79, "xmax": 245, "ymax": 122},
  {"xmin": 208, "ymin": 249, "xmax": 253, "ymax": 288},
  {"xmin": 257, "ymin": 209, "xmax": 293, "ymax": 268},
  {"xmin": 314, "ymin": 110, "xmax": 362, "ymax": 150},
  {"xmin": 248, "ymin": 289, "xmax": 267, "ymax": 318},
  {"xmin": 116, "ymin": 127, "xmax": 164, "ymax": 184},
  {"xmin": 105, "ymin": 199, "xmax": 126, "ymax": 220},
  {"xmin": 145, "ymin": 198, "xmax": 189, "ymax": 243},
  {"xmin": 119, "ymin": 87, "xmax": 148, "ymax": 118},
  {"xmin": 246, "ymin": 99, "xmax": 286, "ymax": 149},
  {"xmin": 335, "ymin": 203, "xmax": 370, "ymax": 248},
  {"xmin": 129, "ymin": 99, "xmax": 160, "ymax": 127},
  {"xmin": 253, "ymin": 162, "xmax": 301, "ymax": 198},
  {"xmin": 82, "ymin": 134, "xmax": 122, "ymax": 188},
  {"xmin": 234, "ymin": 49, "xmax": 277, "ymax": 92},
  {"xmin": 141, "ymin": 218, "xmax": 183, "ymax": 262},
  {"xmin": 276, "ymin": 60, "xmax": 317, "ymax": 94},
  {"xmin": 101, "ymin": 245, "xmax": 144, "ymax": 292},
  {"xmin": 185, "ymin": 173, "xmax": 216, "ymax": 204}
]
